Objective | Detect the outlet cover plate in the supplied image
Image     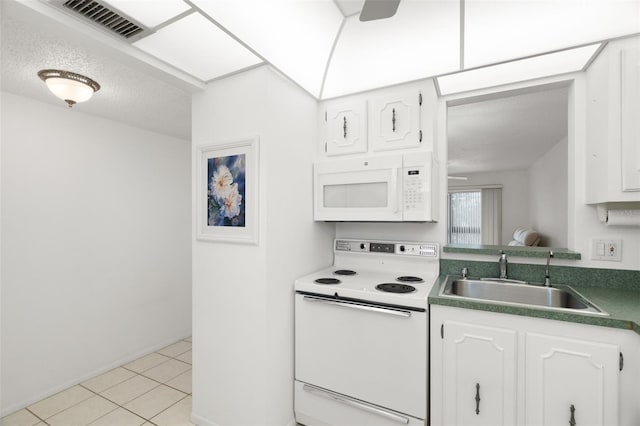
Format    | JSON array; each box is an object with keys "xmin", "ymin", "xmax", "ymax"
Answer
[{"xmin": 591, "ymin": 238, "xmax": 622, "ymax": 261}]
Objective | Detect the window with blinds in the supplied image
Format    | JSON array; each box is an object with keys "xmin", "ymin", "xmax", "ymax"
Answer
[
  {"xmin": 448, "ymin": 187, "xmax": 502, "ymax": 245},
  {"xmin": 448, "ymin": 191, "xmax": 481, "ymax": 244}
]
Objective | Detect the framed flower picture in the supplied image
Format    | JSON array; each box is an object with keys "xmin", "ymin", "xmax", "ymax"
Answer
[{"xmin": 196, "ymin": 137, "xmax": 259, "ymax": 244}]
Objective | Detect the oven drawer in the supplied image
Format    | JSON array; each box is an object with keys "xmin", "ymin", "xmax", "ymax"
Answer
[
  {"xmin": 295, "ymin": 381, "xmax": 424, "ymax": 426},
  {"xmin": 294, "ymin": 293, "xmax": 427, "ymax": 419}
]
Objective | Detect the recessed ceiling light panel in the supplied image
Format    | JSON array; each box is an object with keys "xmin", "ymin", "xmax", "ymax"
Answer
[
  {"xmin": 437, "ymin": 44, "xmax": 601, "ymax": 96},
  {"xmin": 134, "ymin": 13, "xmax": 263, "ymax": 82},
  {"xmin": 464, "ymin": 0, "xmax": 640, "ymax": 68},
  {"xmin": 190, "ymin": 0, "xmax": 343, "ymax": 98}
]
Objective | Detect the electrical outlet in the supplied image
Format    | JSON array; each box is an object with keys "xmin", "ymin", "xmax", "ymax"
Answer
[{"xmin": 591, "ymin": 239, "xmax": 622, "ymax": 261}]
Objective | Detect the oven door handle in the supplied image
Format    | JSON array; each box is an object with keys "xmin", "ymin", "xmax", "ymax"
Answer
[
  {"xmin": 303, "ymin": 384, "xmax": 410, "ymax": 424},
  {"xmin": 302, "ymin": 295, "xmax": 412, "ymax": 318}
]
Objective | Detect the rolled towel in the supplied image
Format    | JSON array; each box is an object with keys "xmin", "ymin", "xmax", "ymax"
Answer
[{"xmin": 512, "ymin": 228, "xmax": 542, "ymax": 246}]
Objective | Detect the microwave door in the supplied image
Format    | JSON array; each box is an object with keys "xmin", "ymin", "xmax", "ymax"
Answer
[{"xmin": 314, "ymin": 165, "xmax": 402, "ymax": 221}]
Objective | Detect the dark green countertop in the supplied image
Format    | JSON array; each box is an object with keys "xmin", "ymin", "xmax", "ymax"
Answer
[{"xmin": 429, "ymin": 274, "xmax": 640, "ymax": 335}]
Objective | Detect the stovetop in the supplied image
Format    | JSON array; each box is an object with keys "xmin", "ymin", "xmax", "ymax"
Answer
[{"xmin": 294, "ymin": 239, "xmax": 439, "ymax": 309}]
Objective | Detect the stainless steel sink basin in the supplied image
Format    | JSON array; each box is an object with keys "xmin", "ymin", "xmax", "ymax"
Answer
[{"xmin": 440, "ymin": 277, "xmax": 608, "ymax": 315}]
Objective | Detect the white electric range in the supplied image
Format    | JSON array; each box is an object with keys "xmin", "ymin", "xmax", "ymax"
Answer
[{"xmin": 294, "ymin": 239, "xmax": 439, "ymax": 426}]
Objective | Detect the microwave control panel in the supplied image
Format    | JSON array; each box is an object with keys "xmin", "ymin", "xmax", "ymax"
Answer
[{"xmin": 403, "ymin": 166, "xmax": 427, "ymax": 215}]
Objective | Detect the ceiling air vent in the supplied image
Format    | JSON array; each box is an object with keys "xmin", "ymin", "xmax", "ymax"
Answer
[{"xmin": 51, "ymin": 0, "xmax": 148, "ymax": 41}]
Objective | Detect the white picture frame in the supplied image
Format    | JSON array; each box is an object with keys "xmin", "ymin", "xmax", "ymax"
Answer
[{"xmin": 196, "ymin": 136, "xmax": 259, "ymax": 245}]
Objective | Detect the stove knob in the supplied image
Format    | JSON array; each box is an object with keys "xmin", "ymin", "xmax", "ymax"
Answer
[
  {"xmin": 400, "ymin": 245, "xmax": 406, "ymax": 252},
  {"xmin": 360, "ymin": 243, "xmax": 365, "ymax": 250}
]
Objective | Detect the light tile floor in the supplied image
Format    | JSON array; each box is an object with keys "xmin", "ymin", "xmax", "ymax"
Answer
[{"xmin": 1, "ymin": 337, "xmax": 193, "ymax": 426}]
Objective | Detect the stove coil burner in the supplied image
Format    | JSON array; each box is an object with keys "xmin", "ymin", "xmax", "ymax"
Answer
[
  {"xmin": 315, "ymin": 278, "xmax": 341, "ymax": 285},
  {"xmin": 375, "ymin": 283, "xmax": 416, "ymax": 293},
  {"xmin": 396, "ymin": 276, "xmax": 424, "ymax": 283},
  {"xmin": 334, "ymin": 269, "xmax": 357, "ymax": 276}
]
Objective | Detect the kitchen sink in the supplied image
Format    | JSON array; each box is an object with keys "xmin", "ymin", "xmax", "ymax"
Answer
[{"xmin": 440, "ymin": 277, "xmax": 608, "ymax": 315}]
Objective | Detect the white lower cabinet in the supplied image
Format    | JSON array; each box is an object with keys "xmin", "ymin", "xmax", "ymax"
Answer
[
  {"xmin": 525, "ymin": 333, "xmax": 619, "ymax": 426},
  {"xmin": 440, "ymin": 321, "xmax": 517, "ymax": 425},
  {"xmin": 431, "ymin": 306, "xmax": 637, "ymax": 426}
]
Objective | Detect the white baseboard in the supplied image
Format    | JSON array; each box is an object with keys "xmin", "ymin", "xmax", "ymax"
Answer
[
  {"xmin": 0, "ymin": 330, "xmax": 191, "ymax": 417},
  {"xmin": 191, "ymin": 413, "xmax": 217, "ymax": 426}
]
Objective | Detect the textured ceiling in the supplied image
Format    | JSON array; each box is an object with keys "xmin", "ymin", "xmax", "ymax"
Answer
[
  {"xmin": 447, "ymin": 85, "xmax": 569, "ymax": 175},
  {"xmin": 0, "ymin": 1, "xmax": 193, "ymax": 140}
]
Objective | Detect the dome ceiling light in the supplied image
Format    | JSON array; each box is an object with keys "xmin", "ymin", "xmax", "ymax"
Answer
[{"xmin": 37, "ymin": 69, "xmax": 101, "ymax": 108}]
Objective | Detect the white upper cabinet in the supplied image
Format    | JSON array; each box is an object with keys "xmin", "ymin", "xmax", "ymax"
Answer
[
  {"xmin": 620, "ymin": 46, "xmax": 640, "ymax": 192},
  {"xmin": 586, "ymin": 36, "xmax": 640, "ymax": 203},
  {"xmin": 325, "ymin": 101, "xmax": 367, "ymax": 156},
  {"xmin": 320, "ymin": 82, "xmax": 437, "ymax": 157},
  {"xmin": 370, "ymin": 91, "xmax": 423, "ymax": 151}
]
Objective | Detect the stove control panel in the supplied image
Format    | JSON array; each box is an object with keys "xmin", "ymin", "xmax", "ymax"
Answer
[
  {"xmin": 396, "ymin": 243, "xmax": 438, "ymax": 257},
  {"xmin": 370, "ymin": 243, "xmax": 395, "ymax": 253},
  {"xmin": 335, "ymin": 239, "xmax": 439, "ymax": 258}
]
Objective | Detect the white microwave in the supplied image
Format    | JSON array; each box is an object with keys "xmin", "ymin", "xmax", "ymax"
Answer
[{"xmin": 313, "ymin": 152, "xmax": 438, "ymax": 222}]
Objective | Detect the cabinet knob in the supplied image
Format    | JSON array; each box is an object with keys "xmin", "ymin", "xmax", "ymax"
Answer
[
  {"xmin": 569, "ymin": 404, "xmax": 576, "ymax": 426},
  {"xmin": 475, "ymin": 383, "xmax": 481, "ymax": 415}
]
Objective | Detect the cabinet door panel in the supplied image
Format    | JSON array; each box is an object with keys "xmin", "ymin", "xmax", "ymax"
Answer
[
  {"xmin": 326, "ymin": 102, "xmax": 367, "ymax": 156},
  {"xmin": 370, "ymin": 92, "xmax": 422, "ymax": 151},
  {"xmin": 442, "ymin": 321, "xmax": 517, "ymax": 426},
  {"xmin": 621, "ymin": 47, "xmax": 640, "ymax": 191},
  {"xmin": 525, "ymin": 333, "xmax": 619, "ymax": 426}
]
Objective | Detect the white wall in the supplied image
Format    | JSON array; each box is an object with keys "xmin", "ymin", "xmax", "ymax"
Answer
[
  {"xmin": 0, "ymin": 92, "xmax": 192, "ymax": 415},
  {"xmin": 191, "ymin": 66, "xmax": 334, "ymax": 426},
  {"xmin": 529, "ymin": 137, "xmax": 568, "ymax": 247},
  {"xmin": 450, "ymin": 169, "xmax": 530, "ymax": 245}
]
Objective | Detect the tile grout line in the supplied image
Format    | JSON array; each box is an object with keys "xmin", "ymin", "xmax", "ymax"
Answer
[
  {"xmin": 75, "ymin": 384, "xmax": 125, "ymax": 426},
  {"xmin": 93, "ymin": 374, "xmax": 189, "ymax": 422},
  {"xmin": 25, "ymin": 407, "xmax": 50, "ymax": 425},
  {"xmin": 28, "ymin": 387, "xmax": 95, "ymax": 423},
  {"xmin": 128, "ymin": 371, "xmax": 191, "ymax": 395},
  {"xmin": 147, "ymin": 394, "xmax": 191, "ymax": 425},
  {"xmin": 83, "ymin": 404, "xmax": 120, "ymax": 426}
]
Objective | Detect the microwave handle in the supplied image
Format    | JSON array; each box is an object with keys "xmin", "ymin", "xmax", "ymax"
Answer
[
  {"xmin": 390, "ymin": 167, "xmax": 399, "ymax": 214},
  {"xmin": 392, "ymin": 167, "xmax": 403, "ymax": 214}
]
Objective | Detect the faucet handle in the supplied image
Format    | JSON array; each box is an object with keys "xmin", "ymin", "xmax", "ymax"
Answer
[{"xmin": 462, "ymin": 267, "xmax": 468, "ymax": 279}]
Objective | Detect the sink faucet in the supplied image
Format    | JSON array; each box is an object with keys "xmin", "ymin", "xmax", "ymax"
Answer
[
  {"xmin": 544, "ymin": 251, "xmax": 554, "ymax": 287},
  {"xmin": 499, "ymin": 251, "xmax": 508, "ymax": 279}
]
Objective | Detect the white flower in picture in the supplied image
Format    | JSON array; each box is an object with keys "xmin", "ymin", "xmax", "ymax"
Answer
[
  {"xmin": 222, "ymin": 183, "xmax": 242, "ymax": 219},
  {"xmin": 207, "ymin": 154, "xmax": 246, "ymax": 227},
  {"xmin": 211, "ymin": 164, "xmax": 233, "ymax": 200}
]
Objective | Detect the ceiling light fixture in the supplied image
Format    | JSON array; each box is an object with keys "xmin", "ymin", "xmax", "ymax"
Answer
[{"xmin": 37, "ymin": 69, "xmax": 101, "ymax": 108}]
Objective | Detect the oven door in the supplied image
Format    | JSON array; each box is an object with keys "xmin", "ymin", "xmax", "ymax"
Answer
[
  {"xmin": 314, "ymin": 155, "xmax": 403, "ymax": 222},
  {"xmin": 294, "ymin": 293, "xmax": 427, "ymax": 420}
]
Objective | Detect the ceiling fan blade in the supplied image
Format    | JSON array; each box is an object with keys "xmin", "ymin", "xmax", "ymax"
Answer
[{"xmin": 359, "ymin": 0, "xmax": 401, "ymax": 22}]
